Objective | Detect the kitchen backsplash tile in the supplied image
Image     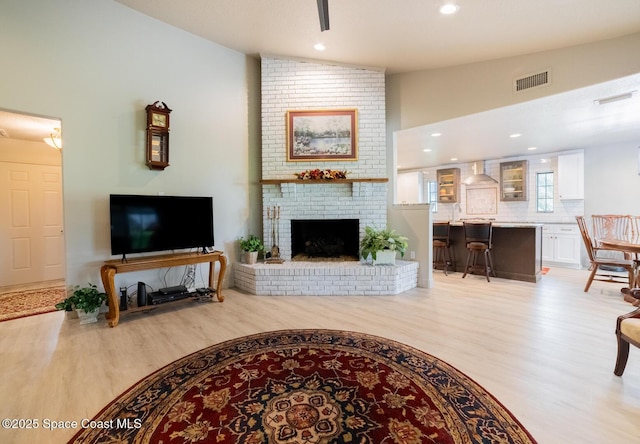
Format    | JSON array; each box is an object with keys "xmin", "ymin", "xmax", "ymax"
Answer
[{"xmin": 423, "ymin": 150, "xmax": 584, "ymax": 224}]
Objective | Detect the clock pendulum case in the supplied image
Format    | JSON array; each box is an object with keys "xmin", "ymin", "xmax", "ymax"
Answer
[{"xmin": 145, "ymin": 101, "xmax": 172, "ymax": 170}]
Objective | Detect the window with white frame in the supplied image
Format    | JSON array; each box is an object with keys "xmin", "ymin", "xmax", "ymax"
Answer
[
  {"xmin": 426, "ymin": 180, "xmax": 438, "ymax": 212},
  {"xmin": 536, "ymin": 172, "xmax": 554, "ymax": 213}
]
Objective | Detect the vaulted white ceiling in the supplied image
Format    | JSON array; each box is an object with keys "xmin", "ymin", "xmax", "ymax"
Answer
[
  {"xmin": 114, "ymin": 0, "xmax": 640, "ymax": 169},
  {"xmin": 3, "ymin": 1, "xmax": 639, "ymax": 167},
  {"xmin": 115, "ymin": 0, "xmax": 640, "ymax": 74}
]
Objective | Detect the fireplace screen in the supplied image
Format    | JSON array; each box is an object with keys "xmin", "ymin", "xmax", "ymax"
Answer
[{"xmin": 291, "ymin": 219, "xmax": 359, "ymax": 260}]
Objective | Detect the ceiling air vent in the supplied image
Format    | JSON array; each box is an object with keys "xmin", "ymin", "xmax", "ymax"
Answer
[{"xmin": 513, "ymin": 69, "xmax": 551, "ymax": 93}]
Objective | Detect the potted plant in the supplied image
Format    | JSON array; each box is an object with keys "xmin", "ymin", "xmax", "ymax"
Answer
[
  {"xmin": 55, "ymin": 291, "xmax": 79, "ymax": 320},
  {"xmin": 359, "ymin": 226, "xmax": 409, "ymax": 265},
  {"xmin": 239, "ymin": 235, "xmax": 264, "ymax": 264},
  {"xmin": 70, "ymin": 283, "xmax": 107, "ymax": 324}
]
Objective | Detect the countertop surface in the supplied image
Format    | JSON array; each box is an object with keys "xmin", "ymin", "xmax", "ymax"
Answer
[
  {"xmin": 435, "ymin": 220, "xmax": 579, "ymax": 227},
  {"xmin": 447, "ymin": 221, "xmax": 544, "ymax": 228}
]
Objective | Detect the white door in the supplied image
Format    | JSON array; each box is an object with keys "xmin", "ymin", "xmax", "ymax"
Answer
[{"xmin": 0, "ymin": 162, "xmax": 65, "ymax": 286}]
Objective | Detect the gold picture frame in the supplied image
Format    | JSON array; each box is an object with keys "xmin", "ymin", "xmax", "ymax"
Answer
[{"xmin": 286, "ymin": 109, "xmax": 358, "ymax": 161}]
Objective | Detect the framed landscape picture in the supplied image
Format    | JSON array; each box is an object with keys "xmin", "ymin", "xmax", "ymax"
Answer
[{"xmin": 286, "ymin": 109, "xmax": 358, "ymax": 161}]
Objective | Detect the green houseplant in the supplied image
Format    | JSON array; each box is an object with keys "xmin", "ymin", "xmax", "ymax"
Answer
[
  {"xmin": 55, "ymin": 293, "xmax": 78, "ymax": 312},
  {"xmin": 360, "ymin": 226, "xmax": 409, "ymax": 264},
  {"xmin": 239, "ymin": 235, "xmax": 265, "ymax": 252},
  {"xmin": 239, "ymin": 235, "xmax": 264, "ymax": 264},
  {"xmin": 70, "ymin": 283, "xmax": 106, "ymax": 324}
]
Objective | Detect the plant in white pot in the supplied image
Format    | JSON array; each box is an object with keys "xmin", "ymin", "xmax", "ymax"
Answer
[
  {"xmin": 55, "ymin": 291, "xmax": 79, "ymax": 320},
  {"xmin": 239, "ymin": 235, "xmax": 264, "ymax": 264},
  {"xmin": 360, "ymin": 226, "xmax": 409, "ymax": 265},
  {"xmin": 70, "ymin": 283, "xmax": 107, "ymax": 324}
]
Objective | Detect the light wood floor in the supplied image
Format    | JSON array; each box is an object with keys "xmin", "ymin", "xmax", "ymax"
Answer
[{"xmin": 0, "ymin": 267, "xmax": 638, "ymax": 443}]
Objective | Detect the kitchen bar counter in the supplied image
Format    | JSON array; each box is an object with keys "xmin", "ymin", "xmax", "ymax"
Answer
[
  {"xmin": 449, "ymin": 222, "xmax": 543, "ymax": 228},
  {"xmin": 442, "ymin": 223, "xmax": 543, "ymax": 282}
]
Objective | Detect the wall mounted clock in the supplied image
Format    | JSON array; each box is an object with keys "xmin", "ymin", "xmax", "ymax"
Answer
[{"xmin": 145, "ymin": 101, "xmax": 171, "ymax": 170}]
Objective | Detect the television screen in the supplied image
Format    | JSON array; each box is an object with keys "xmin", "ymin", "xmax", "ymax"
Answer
[{"xmin": 110, "ymin": 194, "xmax": 214, "ymax": 255}]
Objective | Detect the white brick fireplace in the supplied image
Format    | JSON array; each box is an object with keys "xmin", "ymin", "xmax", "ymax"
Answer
[
  {"xmin": 233, "ymin": 57, "xmax": 418, "ymax": 295},
  {"xmin": 260, "ymin": 57, "xmax": 388, "ymax": 254},
  {"xmin": 262, "ymin": 182, "xmax": 387, "ymax": 261}
]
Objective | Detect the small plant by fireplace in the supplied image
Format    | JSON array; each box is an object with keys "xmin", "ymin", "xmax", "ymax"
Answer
[{"xmin": 359, "ymin": 226, "xmax": 408, "ymax": 264}]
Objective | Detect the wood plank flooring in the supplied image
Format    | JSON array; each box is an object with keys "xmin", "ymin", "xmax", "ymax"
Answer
[{"xmin": 0, "ymin": 267, "xmax": 638, "ymax": 443}]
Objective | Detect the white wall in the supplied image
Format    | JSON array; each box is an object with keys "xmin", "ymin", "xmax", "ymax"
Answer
[
  {"xmin": 388, "ymin": 204, "xmax": 432, "ymax": 288},
  {"xmin": 0, "ymin": 0, "xmax": 257, "ymax": 289},
  {"xmin": 387, "ymin": 33, "xmax": 640, "ymax": 130},
  {"xmin": 584, "ymin": 142, "xmax": 640, "ymax": 216},
  {"xmin": 0, "ymin": 139, "xmax": 62, "ymax": 166}
]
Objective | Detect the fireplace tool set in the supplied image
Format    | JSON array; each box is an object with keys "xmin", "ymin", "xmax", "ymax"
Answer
[{"xmin": 265, "ymin": 206, "xmax": 284, "ymax": 263}]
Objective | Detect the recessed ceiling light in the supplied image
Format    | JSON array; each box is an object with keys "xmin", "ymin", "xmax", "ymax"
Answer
[
  {"xmin": 314, "ymin": 43, "xmax": 326, "ymax": 51},
  {"xmin": 527, "ymin": 147, "xmax": 537, "ymax": 151},
  {"xmin": 423, "ymin": 148, "xmax": 432, "ymax": 152},
  {"xmin": 510, "ymin": 133, "xmax": 522, "ymax": 138},
  {"xmin": 450, "ymin": 157, "xmax": 458, "ymax": 161},
  {"xmin": 431, "ymin": 132, "xmax": 441, "ymax": 137},
  {"xmin": 439, "ymin": 3, "xmax": 459, "ymax": 15}
]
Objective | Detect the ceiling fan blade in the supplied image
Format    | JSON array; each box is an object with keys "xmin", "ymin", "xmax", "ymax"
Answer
[{"xmin": 317, "ymin": 0, "xmax": 330, "ymax": 31}]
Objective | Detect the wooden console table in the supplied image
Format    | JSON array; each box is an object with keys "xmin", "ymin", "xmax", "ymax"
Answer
[{"xmin": 100, "ymin": 251, "xmax": 227, "ymax": 327}]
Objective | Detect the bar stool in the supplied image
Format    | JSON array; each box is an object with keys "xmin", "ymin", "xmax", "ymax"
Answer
[
  {"xmin": 462, "ymin": 221, "xmax": 495, "ymax": 282},
  {"xmin": 433, "ymin": 222, "xmax": 454, "ymax": 275}
]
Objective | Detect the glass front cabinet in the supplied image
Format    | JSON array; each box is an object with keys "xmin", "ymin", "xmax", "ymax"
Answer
[
  {"xmin": 437, "ymin": 168, "xmax": 460, "ymax": 203},
  {"xmin": 500, "ymin": 160, "xmax": 528, "ymax": 201}
]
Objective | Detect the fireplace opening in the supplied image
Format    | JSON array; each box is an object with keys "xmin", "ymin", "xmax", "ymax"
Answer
[{"xmin": 291, "ymin": 219, "xmax": 359, "ymax": 261}]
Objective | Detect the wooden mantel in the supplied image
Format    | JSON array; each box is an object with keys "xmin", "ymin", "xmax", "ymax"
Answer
[{"xmin": 260, "ymin": 178, "xmax": 388, "ymax": 185}]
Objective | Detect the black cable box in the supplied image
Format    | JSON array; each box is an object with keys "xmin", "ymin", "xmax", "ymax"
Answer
[
  {"xmin": 159, "ymin": 285, "xmax": 188, "ymax": 295},
  {"xmin": 147, "ymin": 290, "xmax": 192, "ymax": 305}
]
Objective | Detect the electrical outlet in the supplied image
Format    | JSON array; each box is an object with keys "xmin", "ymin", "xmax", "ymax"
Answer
[{"xmin": 410, "ymin": 251, "xmax": 416, "ymax": 259}]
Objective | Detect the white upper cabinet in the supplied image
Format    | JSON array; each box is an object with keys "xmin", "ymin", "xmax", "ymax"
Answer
[{"xmin": 558, "ymin": 152, "xmax": 584, "ymax": 200}]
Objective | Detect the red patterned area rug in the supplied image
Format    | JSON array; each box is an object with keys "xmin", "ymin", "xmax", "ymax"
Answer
[
  {"xmin": 0, "ymin": 286, "xmax": 66, "ymax": 322},
  {"xmin": 70, "ymin": 329, "xmax": 537, "ymax": 444}
]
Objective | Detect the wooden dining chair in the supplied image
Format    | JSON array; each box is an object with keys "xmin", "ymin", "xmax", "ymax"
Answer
[
  {"xmin": 591, "ymin": 214, "xmax": 631, "ymax": 238},
  {"xmin": 576, "ymin": 216, "xmax": 634, "ymax": 292},
  {"xmin": 614, "ymin": 308, "xmax": 640, "ymax": 376},
  {"xmin": 592, "ymin": 214, "xmax": 632, "ymax": 257}
]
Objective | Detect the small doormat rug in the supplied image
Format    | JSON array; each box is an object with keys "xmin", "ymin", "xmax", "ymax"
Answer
[
  {"xmin": 70, "ymin": 329, "xmax": 537, "ymax": 444},
  {"xmin": 0, "ymin": 286, "xmax": 66, "ymax": 322}
]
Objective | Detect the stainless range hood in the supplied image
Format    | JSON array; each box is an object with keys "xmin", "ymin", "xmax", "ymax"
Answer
[{"xmin": 463, "ymin": 161, "xmax": 498, "ymax": 185}]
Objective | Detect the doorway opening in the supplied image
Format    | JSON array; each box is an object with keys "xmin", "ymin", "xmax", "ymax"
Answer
[{"xmin": 0, "ymin": 109, "xmax": 65, "ymax": 299}]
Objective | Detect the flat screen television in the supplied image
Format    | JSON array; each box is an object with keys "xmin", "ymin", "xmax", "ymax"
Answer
[{"xmin": 109, "ymin": 194, "xmax": 214, "ymax": 257}]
